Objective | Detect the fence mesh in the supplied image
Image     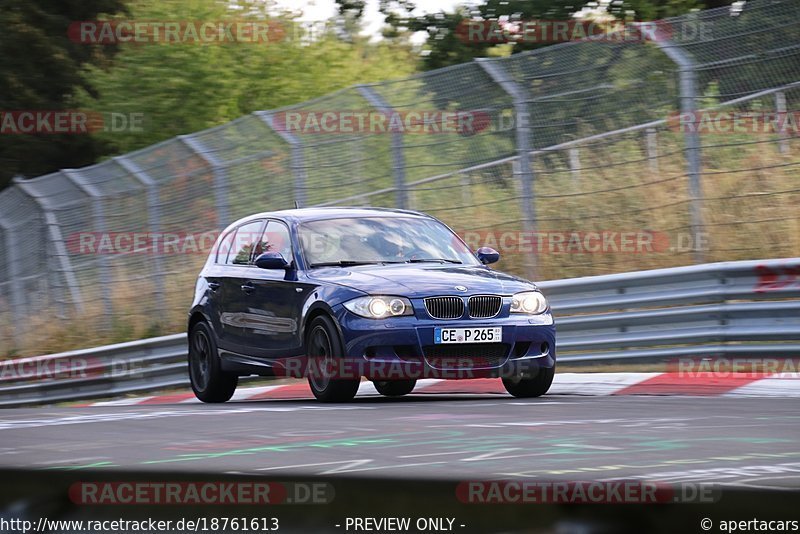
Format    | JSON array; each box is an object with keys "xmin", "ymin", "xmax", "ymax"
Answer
[{"xmin": 1, "ymin": 0, "xmax": 799, "ymax": 354}]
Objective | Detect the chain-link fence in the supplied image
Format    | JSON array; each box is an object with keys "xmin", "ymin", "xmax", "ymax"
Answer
[{"xmin": 1, "ymin": 0, "xmax": 799, "ymax": 354}]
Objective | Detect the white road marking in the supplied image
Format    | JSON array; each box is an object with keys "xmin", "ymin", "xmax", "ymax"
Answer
[
  {"xmin": 460, "ymin": 448, "xmax": 524, "ymax": 462},
  {"xmin": 356, "ymin": 382, "xmax": 380, "ymax": 396},
  {"xmin": 91, "ymin": 397, "xmax": 156, "ymax": 406},
  {"xmin": 228, "ymin": 385, "xmax": 284, "ymax": 402},
  {"xmin": 726, "ymin": 376, "xmax": 800, "ymax": 397},
  {"xmin": 0, "ymin": 405, "xmax": 376, "ymax": 430},
  {"xmin": 552, "ymin": 443, "xmax": 622, "ymax": 451},
  {"xmin": 31, "ymin": 456, "xmax": 109, "ymax": 466},
  {"xmin": 399, "ymin": 450, "xmax": 483, "ymax": 459},
  {"xmin": 257, "ymin": 458, "xmax": 449, "ymax": 474}
]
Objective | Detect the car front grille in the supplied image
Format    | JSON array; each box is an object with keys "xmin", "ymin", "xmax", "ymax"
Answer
[
  {"xmin": 423, "ymin": 343, "xmax": 510, "ymax": 369},
  {"xmin": 468, "ymin": 295, "xmax": 502, "ymax": 318},
  {"xmin": 424, "ymin": 296, "xmax": 464, "ymax": 319}
]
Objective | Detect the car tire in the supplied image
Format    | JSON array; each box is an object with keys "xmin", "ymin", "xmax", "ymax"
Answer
[
  {"xmin": 306, "ymin": 315, "xmax": 360, "ymax": 403},
  {"xmin": 502, "ymin": 365, "xmax": 555, "ymax": 398},
  {"xmin": 188, "ymin": 321, "xmax": 238, "ymax": 403},
  {"xmin": 373, "ymin": 379, "xmax": 416, "ymax": 397}
]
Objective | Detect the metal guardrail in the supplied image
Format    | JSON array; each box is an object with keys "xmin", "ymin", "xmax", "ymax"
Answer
[
  {"xmin": 540, "ymin": 257, "xmax": 800, "ymax": 362},
  {"xmin": 1, "ymin": 257, "xmax": 798, "ymax": 407}
]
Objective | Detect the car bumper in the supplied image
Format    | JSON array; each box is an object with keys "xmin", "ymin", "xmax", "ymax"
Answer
[{"xmin": 331, "ymin": 305, "xmax": 556, "ymax": 380}]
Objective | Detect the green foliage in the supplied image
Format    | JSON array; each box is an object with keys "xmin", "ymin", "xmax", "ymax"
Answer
[
  {"xmin": 395, "ymin": 0, "xmax": 739, "ymax": 71},
  {"xmin": 0, "ymin": 0, "xmax": 126, "ymax": 188},
  {"xmin": 79, "ymin": 0, "xmax": 418, "ymax": 155}
]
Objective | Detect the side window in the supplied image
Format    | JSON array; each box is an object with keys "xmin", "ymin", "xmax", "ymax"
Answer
[
  {"xmin": 257, "ymin": 221, "xmax": 293, "ymax": 261},
  {"xmin": 226, "ymin": 220, "xmax": 265, "ymax": 266},
  {"xmin": 215, "ymin": 230, "xmax": 236, "ymax": 264}
]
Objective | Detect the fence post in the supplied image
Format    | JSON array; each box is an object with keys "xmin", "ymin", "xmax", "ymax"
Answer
[
  {"xmin": 460, "ymin": 173, "xmax": 472, "ymax": 208},
  {"xmin": 114, "ymin": 156, "xmax": 167, "ymax": 319},
  {"xmin": 356, "ymin": 85, "xmax": 408, "ymax": 210},
  {"xmin": 12, "ymin": 177, "xmax": 83, "ymax": 316},
  {"xmin": 0, "ymin": 217, "xmax": 26, "ymax": 346},
  {"xmin": 775, "ymin": 91, "xmax": 790, "ymax": 154},
  {"xmin": 652, "ymin": 39, "xmax": 705, "ymax": 263},
  {"xmin": 407, "ymin": 188, "xmax": 419, "ymax": 210},
  {"xmin": 568, "ymin": 147, "xmax": 581, "ymax": 188},
  {"xmin": 179, "ymin": 135, "xmax": 230, "ymax": 227},
  {"xmin": 63, "ymin": 169, "xmax": 114, "ymax": 325},
  {"xmin": 646, "ymin": 127, "xmax": 659, "ymax": 174},
  {"xmin": 257, "ymin": 111, "xmax": 308, "ymax": 207},
  {"xmin": 477, "ymin": 58, "xmax": 537, "ymax": 279}
]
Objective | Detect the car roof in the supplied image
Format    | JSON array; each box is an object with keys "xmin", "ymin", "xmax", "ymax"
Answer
[{"xmin": 227, "ymin": 207, "xmax": 430, "ymax": 228}]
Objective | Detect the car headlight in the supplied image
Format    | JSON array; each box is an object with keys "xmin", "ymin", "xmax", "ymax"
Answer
[
  {"xmin": 510, "ymin": 291, "xmax": 549, "ymax": 315},
  {"xmin": 343, "ymin": 296, "xmax": 414, "ymax": 319}
]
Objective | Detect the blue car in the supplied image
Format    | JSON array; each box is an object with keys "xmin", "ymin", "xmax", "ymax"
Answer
[{"xmin": 187, "ymin": 208, "xmax": 556, "ymax": 403}]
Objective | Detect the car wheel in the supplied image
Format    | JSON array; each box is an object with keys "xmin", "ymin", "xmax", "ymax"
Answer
[
  {"xmin": 502, "ymin": 365, "xmax": 555, "ymax": 398},
  {"xmin": 306, "ymin": 315, "xmax": 360, "ymax": 403},
  {"xmin": 188, "ymin": 321, "xmax": 238, "ymax": 403},
  {"xmin": 373, "ymin": 379, "xmax": 416, "ymax": 397}
]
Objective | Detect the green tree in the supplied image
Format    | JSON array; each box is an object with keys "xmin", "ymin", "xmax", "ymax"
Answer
[
  {"xmin": 80, "ymin": 0, "xmax": 418, "ymax": 155},
  {"xmin": 0, "ymin": 0, "xmax": 126, "ymax": 189},
  {"xmin": 395, "ymin": 0, "xmax": 740, "ymax": 70}
]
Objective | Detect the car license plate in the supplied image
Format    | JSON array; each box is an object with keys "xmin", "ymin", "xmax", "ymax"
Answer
[{"xmin": 434, "ymin": 327, "xmax": 502, "ymax": 344}]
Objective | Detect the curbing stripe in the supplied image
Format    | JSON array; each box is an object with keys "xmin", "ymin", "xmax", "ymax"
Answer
[
  {"xmin": 724, "ymin": 373, "xmax": 800, "ymax": 397},
  {"xmin": 77, "ymin": 373, "xmax": 800, "ymax": 406},
  {"xmin": 613, "ymin": 372, "xmax": 764, "ymax": 396}
]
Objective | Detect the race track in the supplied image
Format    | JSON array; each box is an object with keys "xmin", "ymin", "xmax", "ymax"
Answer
[{"xmin": 2, "ymin": 393, "xmax": 799, "ymax": 487}]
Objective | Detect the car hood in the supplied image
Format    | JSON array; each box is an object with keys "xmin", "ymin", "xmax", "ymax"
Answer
[{"xmin": 308, "ymin": 264, "xmax": 536, "ymax": 297}]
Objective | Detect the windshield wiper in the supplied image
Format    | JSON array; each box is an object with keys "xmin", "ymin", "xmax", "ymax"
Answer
[
  {"xmin": 405, "ymin": 258, "xmax": 462, "ymax": 264},
  {"xmin": 309, "ymin": 260, "xmax": 404, "ymax": 268}
]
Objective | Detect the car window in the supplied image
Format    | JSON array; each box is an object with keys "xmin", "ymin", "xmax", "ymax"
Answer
[
  {"xmin": 256, "ymin": 221, "xmax": 293, "ymax": 261},
  {"xmin": 214, "ymin": 230, "xmax": 236, "ymax": 264},
  {"xmin": 299, "ymin": 216, "xmax": 480, "ymax": 266},
  {"xmin": 226, "ymin": 220, "xmax": 265, "ymax": 266}
]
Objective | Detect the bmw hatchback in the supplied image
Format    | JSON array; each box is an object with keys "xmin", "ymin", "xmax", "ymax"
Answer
[{"xmin": 188, "ymin": 208, "xmax": 555, "ymax": 402}]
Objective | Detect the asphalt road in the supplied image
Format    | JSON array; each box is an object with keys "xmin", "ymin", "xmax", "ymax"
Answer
[{"xmin": 2, "ymin": 394, "xmax": 799, "ymax": 487}]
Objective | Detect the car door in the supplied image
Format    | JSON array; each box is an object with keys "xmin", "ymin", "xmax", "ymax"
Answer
[
  {"xmin": 204, "ymin": 227, "xmax": 236, "ymax": 342},
  {"xmin": 217, "ymin": 219, "xmax": 266, "ymax": 354},
  {"xmin": 239, "ymin": 220, "xmax": 308, "ymax": 359}
]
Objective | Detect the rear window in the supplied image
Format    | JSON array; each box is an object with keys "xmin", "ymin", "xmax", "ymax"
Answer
[{"xmin": 224, "ymin": 220, "xmax": 265, "ymax": 265}]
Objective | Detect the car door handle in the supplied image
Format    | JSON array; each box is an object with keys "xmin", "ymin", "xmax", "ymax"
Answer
[
  {"xmin": 207, "ymin": 281, "xmax": 220, "ymax": 291},
  {"xmin": 241, "ymin": 282, "xmax": 255, "ymax": 294}
]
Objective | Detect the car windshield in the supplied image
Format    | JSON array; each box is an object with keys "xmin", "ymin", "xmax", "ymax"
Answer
[{"xmin": 299, "ymin": 216, "xmax": 480, "ymax": 267}]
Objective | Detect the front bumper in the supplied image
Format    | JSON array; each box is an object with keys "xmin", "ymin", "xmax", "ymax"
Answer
[{"xmin": 332, "ymin": 303, "xmax": 556, "ymax": 380}]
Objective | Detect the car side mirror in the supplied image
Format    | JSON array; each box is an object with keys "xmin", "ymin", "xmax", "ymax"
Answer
[
  {"xmin": 255, "ymin": 252, "xmax": 290, "ymax": 270},
  {"xmin": 476, "ymin": 247, "xmax": 500, "ymax": 265}
]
